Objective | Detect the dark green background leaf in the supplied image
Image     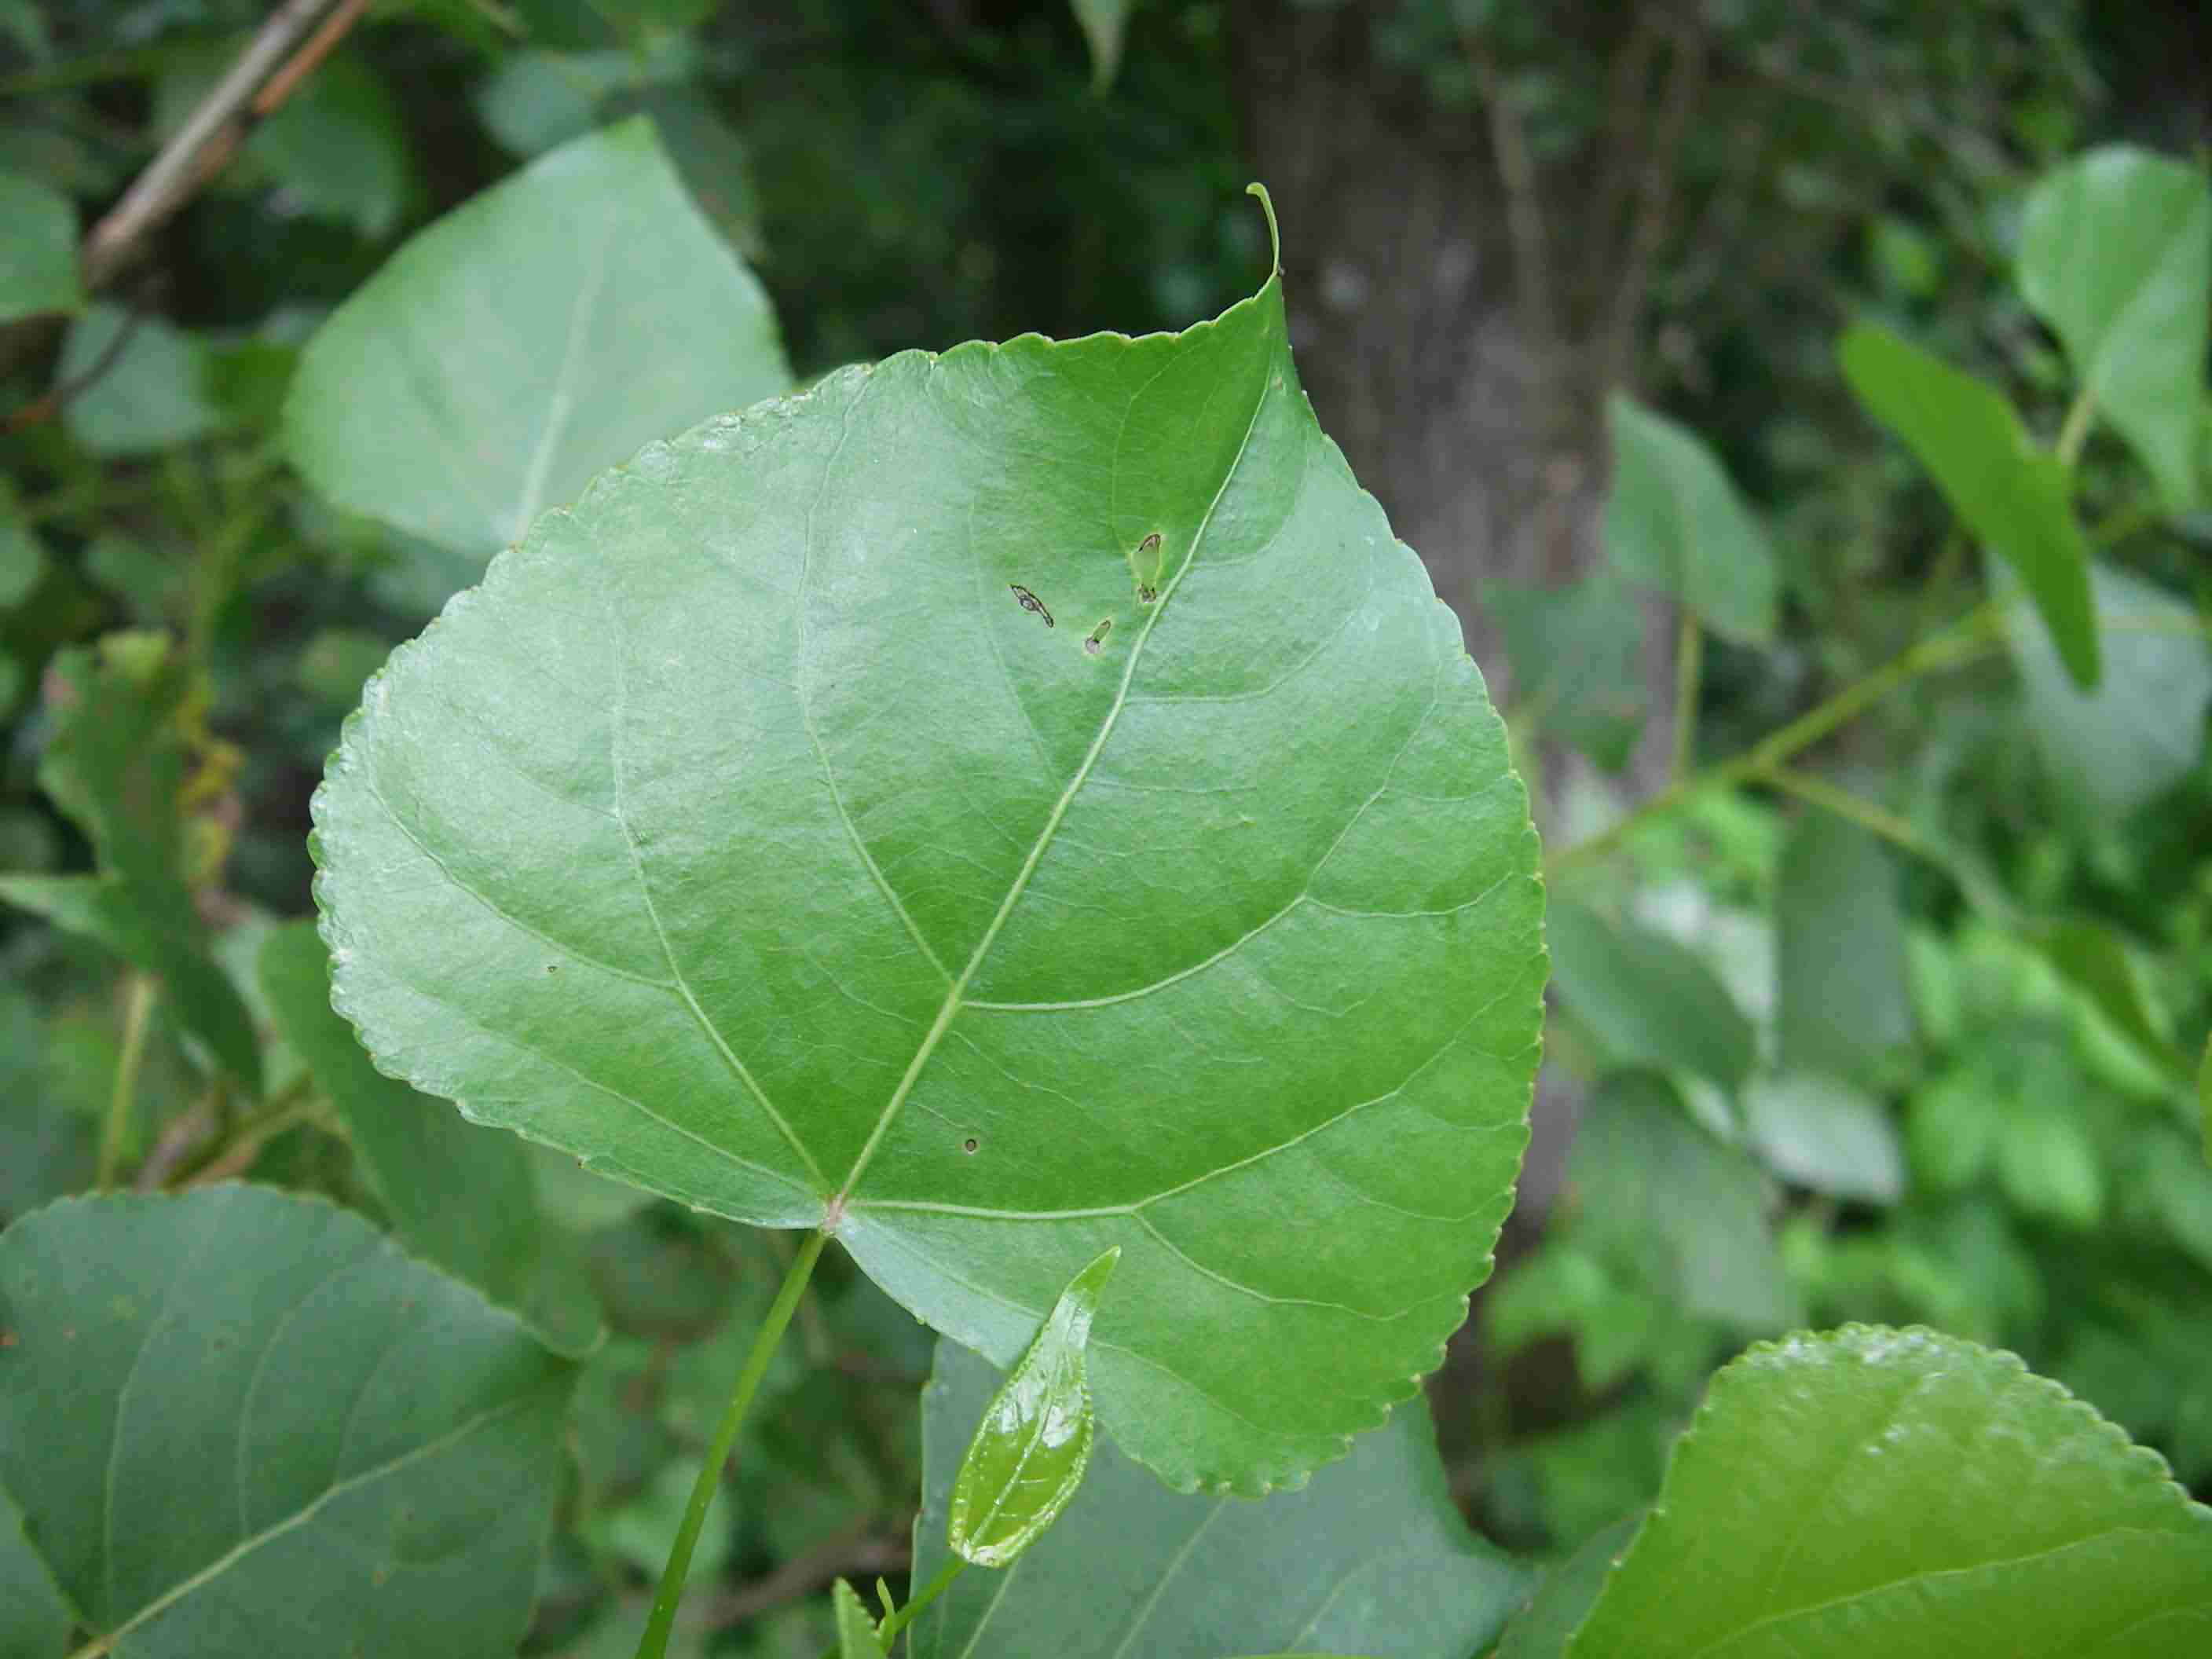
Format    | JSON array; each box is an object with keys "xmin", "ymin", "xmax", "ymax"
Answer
[
  {"xmin": 0, "ymin": 167, "xmax": 79, "ymax": 323},
  {"xmin": 1547, "ymin": 898, "xmax": 1755, "ymax": 1093},
  {"xmin": 912, "ymin": 1339, "xmax": 1533, "ymax": 1659},
  {"xmin": 1839, "ymin": 322, "xmax": 2098, "ymax": 688},
  {"xmin": 1603, "ymin": 393, "xmax": 1777, "ymax": 645},
  {"xmin": 0, "ymin": 1185, "xmax": 576, "ymax": 1657},
  {"xmin": 1775, "ymin": 811, "xmax": 1912, "ymax": 1075}
]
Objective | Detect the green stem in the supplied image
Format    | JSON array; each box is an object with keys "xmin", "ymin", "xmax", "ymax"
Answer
[
  {"xmin": 1669, "ymin": 606, "xmax": 1701, "ymax": 782},
  {"xmin": 1756, "ymin": 766, "xmax": 1939, "ymax": 862},
  {"xmin": 97, "ymin": 975, "xmax": 159, "ymax": 1187},
  {"xmin": 877, "ymin": 1555, "xmax": 966, "ymax": 1647},
  {"xmin": 1545, "ymin": 598, "xmax": 2008, "ymax": 878},
  {"xmin": 637, "ymin": 1228, "xmax": 830, "ymax": 1659},
  {"xmin": 165, "ymin": 1071, "xmax": 318, "ymax": 1188},
  {"xmin": 2055, "ymin": 387, "xmax": 2097, "ymax": 467}
]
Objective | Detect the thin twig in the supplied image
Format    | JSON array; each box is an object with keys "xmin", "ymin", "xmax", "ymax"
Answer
[
  {"xmin": 1463, "ymin": 31, "xmax": 1558, "ymax": 351},
  {"xmin": 1599, "ymin": 9, "xmax": 1706, "ymax": 394},
  {"xmin": 97, "ymin": 975, "xmax": 159, "ymax": 1187},
  {"xmin": 698, "ymin": 1529, "xmax": 911, "ymax": 1632},
  {"xmin": 1669, "ymin": 605, "xmax": 1701, "ymax": 780},
  {"xmin": 79, "ymin": 0, "xmax": 345, "ymax": 290},
  {"xmin": 2, "ymin": 304, "xmax": 141, "ymax": 434}
]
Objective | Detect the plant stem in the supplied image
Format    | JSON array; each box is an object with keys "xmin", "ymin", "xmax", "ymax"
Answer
[
  {"xmin": 2055, "ymin": 387, "xmax": 2097, "ymax": 467},
  {"xmin": 637, "ymin": 1228, "xmax": 830, "ymax": 1659},
  {"xmin": 97, "ymin": 975, "xmax": 159, "ymax": 1187},
  {"xmin": 1669, "ymin": 606, "xmax": 1701, "ymax": 781},
  {"xmin": 877, "ymin": 1555, "xmax": 966, "ymax": 1646},
  {"xmin": 164, "ymin": 1071, "xmax": 317, "ymax": 1188},
  {"xmin": 1756, "ymin": 766, "xmax": 1936, "ymax": 861},
  {"xmin": 1545, "ymin": 598, "xmax": 2008, "ymax": 878}
]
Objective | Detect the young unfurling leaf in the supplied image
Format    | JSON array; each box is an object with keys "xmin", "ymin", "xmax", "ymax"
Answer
[{"xmin": 947, "ymin": 1247, "xmax": 1119, "ymax": 1569}]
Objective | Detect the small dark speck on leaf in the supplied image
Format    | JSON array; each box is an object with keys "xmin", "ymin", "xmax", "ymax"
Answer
[
  {"xmin": 545, "ymin": 963, "xmax": 559, "ymax": 974},
  {"xmin": 961, "ymin": 1137, "xmax": 979, "ymax": 1154}
]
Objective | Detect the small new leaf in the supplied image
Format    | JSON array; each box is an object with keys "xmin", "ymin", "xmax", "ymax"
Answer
[
  {"xmin": 833, "ymin": 1578, "xmax": 887, "ymax": 1657},
  {"xmin": 947, "ymin": 1247, "xmax": 1119, "ymax": 1569}
]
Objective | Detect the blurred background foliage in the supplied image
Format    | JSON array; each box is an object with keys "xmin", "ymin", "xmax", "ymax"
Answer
[{"xmin": 2, "ymin": 0, "xmax": 2208, "ymax": 1650}]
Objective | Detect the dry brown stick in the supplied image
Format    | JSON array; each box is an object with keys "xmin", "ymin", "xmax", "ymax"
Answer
[{"xmin": 79, "ymin": 0, "xmax": 342, "ymax": 290}]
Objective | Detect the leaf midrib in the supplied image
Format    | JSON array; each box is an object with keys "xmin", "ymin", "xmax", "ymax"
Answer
[{"xmin": 824, "ymin": 313, "xmax": 1279, "ymax": 1214}]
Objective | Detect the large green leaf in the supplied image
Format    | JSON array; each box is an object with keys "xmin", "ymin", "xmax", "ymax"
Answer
[
  {"xmin": 1838, "ymin": 322, "xmax": 2098, "ymax": 688},
  {"xmin": 258, "ymin": 920, "xmax": 591, "ymax": 1352},
  {"xmin": 1602, "ymin": 393, "xmax": 1777, "ymax": 645},
  {"xmin": 1565, "ymin": 1072, "xmax": 1796, "ymax": 1335},
  {"xmin": 1547, "ymin": 898, "xmax": 1754, "ymax": 1093},
  {"xmin": 2020, "ymin": 146, "xmax": 2211, "ymax": 511},
  {"xmin": 1495, "ymin": 1515, "xmax": 1639, "ymax": 1659},
  {"xmin": 311, "ymin": 241, "xmax": 1546, "ymax": 1493},
  {"xmin": 1481, "ymin": 573, "xmax": 1646, "ymax": 773},
  {"xmin": 2007, "ymin": 559, "xmax": 2211, "ymax": 822},
  {"xmin": 1775, "ymin": 811, "xmax": 1911, "ymax": 1075},
  {"xmin": 911, "ymin": 1339, "xmax": 1533, "ymax": 1659},
  {"xmin": 1565, "ymin": 1327, "xmax": 2212, "ymax": 1658},
  {"xmin": 0, "ymin": 1185, "xmax": 576, "ymax": 1657},
  {"xmin": 0, "ymin": 168, "xmax": 78, "ymax": 324},
  {"xmin": 285, "ymin": 118, "xmax": 789, "ymax": 558}
]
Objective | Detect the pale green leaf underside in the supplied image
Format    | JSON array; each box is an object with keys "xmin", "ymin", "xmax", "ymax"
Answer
[
  {"xmin": 0, "ymin": 168, "xmax": 80, "ymax": 325},
  {"xmin": 912, "ymin": 1340, "xmax": 1533, "ymax": 1659},
  {"xmin": 0, "ymin": 1185, "xmax": 573, "ymax": 1657},
  {"xmin": 312, "ymin": 271, "xmax": 1544, "ymax": 1493},
  {"xmin": 284, "ymin": 117, "xmax": 789, "ymax": 557},
  {"xmin": 1566, "ymin": 1325, "xmax": 2212, "ymax": 1658}
]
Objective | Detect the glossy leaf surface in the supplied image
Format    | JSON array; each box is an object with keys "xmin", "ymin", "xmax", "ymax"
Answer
[
  {"xmin": 1602, "ymin": 393, "xmax": 1776, "ymax": 644},
  {"xmin": 0, "ymin": 1185, "xmax": 575, "ymax": 1657},
  {"xmin": 0, "ymin": 169, "xmax": 79, "ymax": 323},
  {"xmin": 912, "ymin": 1340, "xmax": 1533, "ymax": 1659},
  {"xmin": 1566, "ymin": 1326, "xmax": 2212, "ymax": 1658},
  {"xmin": 1838, "ymin": 322, "xmax": 2097, "ymax": 688},
  {"xmin": 312, "ymin": 247, "xmax": 1545, "ymax": 1492},
  {"xmin": 286, "ymin": 119, "xmax": 789, "ymax": 557},
  {"xmin": 1547, "ymin": 898, "xmax": 1753, "ymax": 1093},
  {"xmin": 948, "ymin": 1247, "xmax": 1115, "ymax": 1567},
  {"xmin": 2008, "ymin": 559, "xmax": 2211, "ymax": 822},
  {"xmin": 2020, "ymin": 146, "xmax": 2210, "ymax": 510},
  {"xmin": 1775, "ymin": 812, "xmax": 1911, "ymax": 1075},
  {"xmin": 258, "ymin": 920, "xmax": 591, "ymax": 1353}
]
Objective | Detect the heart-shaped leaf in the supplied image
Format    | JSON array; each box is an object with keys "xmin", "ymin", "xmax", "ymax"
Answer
[
  {"xmin": 1838, "ymin": 322, "xmax": 2098, "ymax": 688},
  {"xmin": 2020, "ymin": 146, "xmax": 2211, "ymax": 512},
  {"xmin": 311, "ymin": 235, "xmax": 1546, "ymax": 1493},
  {"xmin": 910, "ymin": 1339, "xmax": 1533, "ymax": 1659},
  {"xmin": 0, "ymin": 1185, "xmax": 577, "ymax": 1657},
  {"xmin": 1564, "ymin": 1326, "xmax": 2212, "ymax": 1657},
  {"xmin": 285, "ymin": 118, "xmax": 789, "ymax": 558}
]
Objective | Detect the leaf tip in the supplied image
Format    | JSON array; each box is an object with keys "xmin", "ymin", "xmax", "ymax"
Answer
[{"xmin": 1245, "ymin": 181, "xmax": 1281, "ymax": 278}]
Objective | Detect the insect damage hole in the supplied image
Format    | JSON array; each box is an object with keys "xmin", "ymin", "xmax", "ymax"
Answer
[
  {"xmin": 961, "ymin": 1137, "xmax": 979, "ymax": 1155},
  {"xmin": 1082, "ymin": 617, "xmax": 1112, "ymax": 656},
  {"xmin": 1128, "ymin": 530, "xmax": 1163, "ymax": 603},
  {"xmin": 1008, "ymin": 584, "xmax": 1053, "ymax": 627}
]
